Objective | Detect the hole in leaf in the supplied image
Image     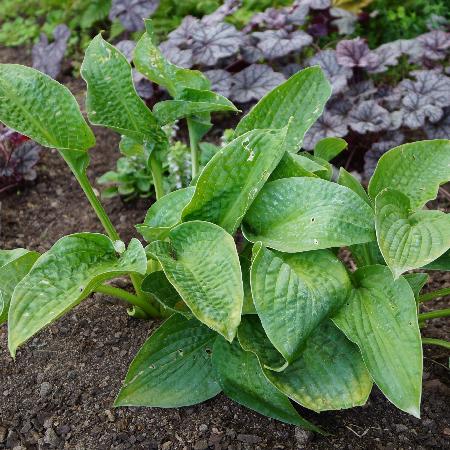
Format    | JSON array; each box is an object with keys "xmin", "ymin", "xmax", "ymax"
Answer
[{"xmin": 205, "ymin": 347, "xmax": 212, "ymax": 355}]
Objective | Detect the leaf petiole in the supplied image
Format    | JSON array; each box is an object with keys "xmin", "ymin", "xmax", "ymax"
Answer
[
  {"xmin": 419, "ymin": 308, "xmax": 450, "ymax": 322},
  {"xmin": 149, "ymin": 152, "xmax": 165, "ymax": 200},
  {"xmin": 95, "ymin": 284, "xmax": 160, "ymax": 317},
  {"xmin": 187, "ymin": 118, "xmax": 200, "ymax": 179},
  {"xmin": 418, "ymin": 287, "xmax": 450, "ymax": 303},
  {"xmin": 422, "ymin": 337, "xmax": 450, "ymax": 350}
]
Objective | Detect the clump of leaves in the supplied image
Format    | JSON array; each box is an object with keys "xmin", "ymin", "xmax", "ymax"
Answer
[
  {"xmin": 0, "ymin": 125, "xmax": 41, "ymax": 194},
  {"xmin": 1, "ymin": 20, "xmax": 450, "ymax": 434}
]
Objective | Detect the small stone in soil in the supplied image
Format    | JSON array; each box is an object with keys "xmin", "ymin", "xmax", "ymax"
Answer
[
  {"xmin": 0, "ymin": 426, "xmax": 7, "ymax": 443},
  {"xmin": 39, "ymin": 381, "xmax": 52, "ymax": 398},
  {"xmin": 193, "ymin": 439, "xmax": 208, "ymax": 450},
  {"xmin": 237, "ymin": 433, "xmax": 262, "ymax": 444},
  {"xmin": 44, "ymin": 427, "xmax": 60, "ymax": 447},
  {"xmin": 198, "ymin": 423, "xmax": 208, "ymax": 432},
  {"xmin": 295, "ymin": 427, "xmax": 314, "ymax": 446}
]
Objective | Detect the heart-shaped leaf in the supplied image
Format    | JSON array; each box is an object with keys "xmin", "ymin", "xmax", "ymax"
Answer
[
  {"xmin": 422, "ymin": 249, "xmax": 450, "ymax": 270},
  {"xmin": 182, "ymin": 127, "xmax": 288, "ymax": 235},
  {"xmin": 375, "ymin": 189, "xmax": 450, "ymax": 278},
  {"xmin": 243, "ymin": 177, "xmax": 375, "ymax": 253},
  {"xmin": 116, "ymin": 314, "xmax": 220, "ymax": 407},
  {"xmin": 81, "ymin": 34, "xmax": 166, "ymax": 145},
  {"xmin": 212, "ymin": 336, "xmax": 322, "ymax": 432},
  {"xmin": 235, "ymin": 67, "xmax": 332, "ymax": 153},
  {"xmin": 153, "ymin": 88, "xmax": 238, "ymax": 125},
  {"xmin": 136, "ymin": 187, "xmax": 195, "ymax": 242},
  {"xmin": 314, "ymin": 137, "xmax": 347, "ymax": 161},
  {"xmin": 333, "ymin": 265, "xmax": 422, "ymax": 417},
  {"xmin": 0, "ymin": 250, "xmax": 40, "ymax": 324},
  {"xmin": 264, "ymin": 321, "xmax": 372, "ymax": 412},
  {"xmin": 0, "ymin": 64, "xmax": 95, "ymax": 151},
  {"xmin": 368, "ymin": 140, "xmax": 450, "ymax": 210},
  {"xmin": 147, "ymin": 221, "xmax": 243, "ymax": 341},
  {"xmin": 8, "ymin": 234, "xmax": 147, "ymax": 356},
  {"xmin": 338, "ymin": 168, "xmax": 373, "ymax": 207},
  {"xmin": 250, "ymin": 244, "xmax": 351, "ymax": 362}
]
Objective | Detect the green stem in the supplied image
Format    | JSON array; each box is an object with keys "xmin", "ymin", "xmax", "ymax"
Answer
[
  {"xmin": 95, "ymin": 284, "xmax": 160, "ymax": 317},
  {"xmin": 187, "ymin": 118, "xmax": 199, "ymax": 179},
  {"xmin": 149, "ymin": 152, "xmax": 165, "ymax": 200},
  {"xmin": 419, "ymin": 308, "xmax": 450, "ymax": 322},
  {"xmin": 418, "ymin": 287, "xmax": 450, "ymax": 303},
  {"xmin": 422, "ymin": 337, "xmax": 450, "ymax": 350}
]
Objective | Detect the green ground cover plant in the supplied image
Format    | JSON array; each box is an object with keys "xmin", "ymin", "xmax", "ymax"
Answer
[{"xmin": 0, "ymin": 19, "xmax": 449, "ymax": 431}]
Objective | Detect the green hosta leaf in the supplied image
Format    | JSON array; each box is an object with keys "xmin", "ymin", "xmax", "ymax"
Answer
[
  {"xmin": 404, "ymin": 273, "xmax": 429, "ymax": 300},
  {"xmin": 212, "ymin": 336, "xmax": 321, "ymax": 432},
  {"xmin": 422, "ymin": 249, "xmax": 450, "ymax": 270},
  {"xmin": 338, "ymin": 168, "xmax": 372, "ymax": 207},
  {"xmin": 116, "ymin": 314, "xmax": 220, "ymax": 407},
  {"xmin": 147, "ymin": 221, "xmax": 243, "ymax": 341},
  {"xmin": 235, "ymin": 67, "xmax": 332, "ymax": 152},
  {"xmin": 270, "ymin": 152, "xmax": 324, "ymax": 180},
  {"xmin": 136, "ymin": 187, "xmax": 195, "ymax": 242},
  {"xmin": 182, "ymin": 128, "xmax": 288, "ymax": 235},
  {"xmin": 134, "ymin": 20, "xmax": 209, "ymax": 98},
  {"xmin": 314, "ymin": 137, "xmax": 347, "ymax": 161},
  {"xmin": 264, "ymin": 321, "xmax": 372, "ymax": 412},
  {"xmin": 141, "ymin": 271, "xmax": 190, "ymax": 317},
  {"xmin": 251, "ymin": 244, "xmax": 351, "ymax": 362},
  {"xmin": 0, "ymin": 250, "xmax": 40, "ymax": 324},
  {"xmin": 81, "ymin": 35, "xmax": 166, "ymax": 146},
  {"xmin": 333, "ymin": 265, "xmax": 422, "ymax": 417},
  {"xmin": 238, "ymin": 315, "xmax": 287, "ymax": 371},
  {"xmin": 243, "ymin": 178, "xmax": 375, "ymax": 253},
  {"xmin": 8, "ymin": 234, "xmax": 147, "ymax": 357},
  {"xmin": 153, "ymin": 89, "xmax": 238, "ymax": 125},
  {"xmin": 239, "ymin": 255, "xmax": 256, "ymax": 315},
  {"xmin": 199, "ymin": 142, "xmax": 220, "ymax": 166},
  {"xmin": 0, "ymin": 64, "xmax": 95, "ymax": 151},
  {"xmin": 303, "ymin": 153, "xmax": 333, "ymax": 180},
  {"xmin": 375, "ymin": 189, "xmax": 450, "ymax": 278},
  {"xmin": 368, "ymin": 140, "xmax": 450, "ymax": 210}
]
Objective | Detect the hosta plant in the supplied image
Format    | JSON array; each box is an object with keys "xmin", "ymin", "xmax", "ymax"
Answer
[{"xmin": 1, "ymin": 19, "xmax": 450, "ymax": 432}]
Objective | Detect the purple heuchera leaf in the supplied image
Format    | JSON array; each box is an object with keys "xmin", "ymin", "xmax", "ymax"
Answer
[
  {"xmin": 308, "ymin": 50, "xmax": 352, "ymax": 94},
  {"xmin": 368, "ymin": 41, "xmax": 402, "ymax": 73},
  {"xmin": 166, "ymin": 15, "xmax": 198, "ymax": 46},
  {"xmin": 115, "ymin": 40, "xmax": 136, "ymax": 62},
  {"xmin": 252, "ymin": 29, "xmax": 312, "ymax": 60},
  {"xmin": 302, "ymin": 111, "xmax": 348, "ymax": 150},
  {"xmin": 399, "ymin": 92, "xmax": 443, "ymax": 129},
  {"xmin": 336, "ymin": 38, "xmax": 380, "ymax": 69},
  {"xmin": 330, "ymin": 8, "xmax": 357, "ymax": 35},
  {"xmin": 9, "ymin": 141, "xmax": 41, "ymax": 181},
  {"xmin": 240, "ymin": 40, "xmax": 264, "ymax": 63},
  {"xmin": 109, "ymin": 0, "xmax": 159, "ymax": 31},
  {"xmin": 363, "ymin": 132, "xmax": 405, "ymax": 179},
  {"xmin": 160, "ymin": 41, "xmax": 194, "ymax": 68},
  {"xmin": 302, "ymin": 0, "xmax": 331, "ymax": 9},
  {"xmin": 230, "ymin": 64, "xmax": 285, "ymax": 103},
  {"xmin": 191, "ymin": 22, "xmax": 243, "ymax": 66},
  {"xmin": 424, "ymin": 108, "xmax": 450, "ymax": 139},
  {"xmin": 348, "ymin": 100, "xmax": 391, "ymax": 134},
  {"xmin": 204, "ymin": 69, "xmax": 233, "ymax": 98},
  {"xmin": 416, "ymin": 30, "xmax": 450, "ymax": 61},
  {"xmin": 202, "ymin": 0, "xmax": 242, "ymax": 26},
  {"xmin": 32, "ymin": 24, "xmax": 70, "ymax": 79}
]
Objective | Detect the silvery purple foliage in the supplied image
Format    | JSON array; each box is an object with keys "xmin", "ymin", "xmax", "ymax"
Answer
[
  {"xmin": 336, "ymin": 38, "xmax": 379, "ymax": 69},
  {"xmin": 252, "ymin": 29, "xmax": 312, "ymax": 60},
  {"xmin": 303, "ymin": 111, "xmax": 348, "ymax": 150},
  {"xmin": 7, "ymin": 141, "xmax": 41, "ymax": 181},
  {"xmin": 204, "ymin": 70, "xmax": 233, "ymax": 98},
  {"xmin": 109, "ymin": 0, "xmax": 159, "ymax": 31},
  {"xmin": 191, "ymin": 22, "xmax": 243, "ymax": 66},
  {"xmin": 368, "ymin": 42, "xmax": 402, "ymax": 73},
  {"xmin": 160, "ymin": 42, "xmax": 194, "ymax": 68},
  {"xmin": 308, "ymin": 50, "xmax": 352, "ymax": 94},
  {"xmin": 230, "ymin": 64, "xmax": 285, "ymax": 103},
  {"xmin": 330, "ymin": 8, "xmax": 357, "ymax": 35},
  {"xmin": 399, "ymin": 93, "xmax": 443, "ymax": 129},
  {"xmin": 416, "ymin": 30, "xmax": 450, "ymax": 61},
  {"xmin": 424, "ymin": 108, "xmax": 450, "ymax": 139},
  {"xmin": 303, "ymin": 0, "xmax": 331, "ymax": 10},
  {"xmin": 32, "ymin": 24, "xmax": 70, "ymax": 79},
  {"xmin": 348, "ymin": 100, "xmax": 391, "ymax": 134},
  {"xmin": 115, "ymin": 40, "xmax": 136, "ymax": 61}
]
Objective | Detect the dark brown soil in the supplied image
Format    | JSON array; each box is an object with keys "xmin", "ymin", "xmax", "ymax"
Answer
[{"xmin": 0, "ymin": 46, "xmax": 449, "ymax": 450}]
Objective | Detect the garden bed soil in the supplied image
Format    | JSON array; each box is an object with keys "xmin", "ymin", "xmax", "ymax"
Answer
[{"xmin": 0, "ymin": 47, "xmax": 449, "ymax": 450}]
